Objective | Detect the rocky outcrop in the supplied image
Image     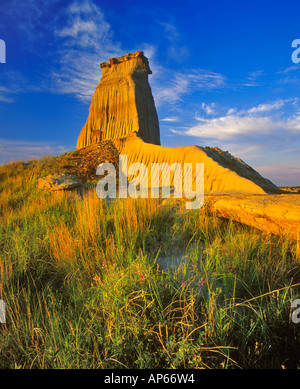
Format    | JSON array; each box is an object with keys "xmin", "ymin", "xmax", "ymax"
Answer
[
  {"xmin": 207, "ymin": 194, "xmax": 300, "ymax": 240},
  {"xmin": 56, "ymin": 140, "xmax": 120, "ymax": 182},
  {"xmin": 77, "ymin": 51, "xmax": 160, "ymax": 149},
  {"xmin": 37, "ymin": 174, "xmax": 82, "ymax": 191}
]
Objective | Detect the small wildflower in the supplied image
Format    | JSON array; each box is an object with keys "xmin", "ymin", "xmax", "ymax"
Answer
[
  {"xmin": 93, "ymin": 276, "xmax": 100, "ymax": 282},
  {"xmin": 200, "ymin": 278, "xmax": 205, "ymax": 286},
  {"xmin": 140, "ymin": 273, "xmax": 145, "ymax": 283},
  {"xmin": 181, "ymin": 283, "xmax": 186, "ymax": 288},
  {"xmin": 102, "ymin": 261, "xmax": 106, "ymax": 267}
]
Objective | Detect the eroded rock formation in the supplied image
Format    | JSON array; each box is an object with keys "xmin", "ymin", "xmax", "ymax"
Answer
[
  {"xmin": 112, "ymin": 133, "xmax": 282, "ymax": 195},
  {"xmin": 77, "ymin": 51, "xmax": 283, "ymax": 196},
  {"xmin": 207, "ymin": 194, "xmax": 300, "ymax": 240},
  {"xmin": 37, "ymin": 174, "xmax": 82, "ymax": 191},
  {"xmin": 77, "ymin": 51, "xmax": 160, "ymax": 149}
]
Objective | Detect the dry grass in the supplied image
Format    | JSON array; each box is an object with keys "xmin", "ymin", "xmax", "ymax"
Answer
[{"xmin": 0, "ymin": 157, "xmax": 299, "ymax": 368}]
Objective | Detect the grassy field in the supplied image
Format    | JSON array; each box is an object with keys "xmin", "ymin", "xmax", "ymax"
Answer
[{"xmin": 0, "ymin": 158, "xmax": 299, "ymax": 369}]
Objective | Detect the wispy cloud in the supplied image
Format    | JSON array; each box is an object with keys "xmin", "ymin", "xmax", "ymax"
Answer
[
  {"xmin": 0, "ymin": 1, "xmax": 225, "ymax": 107},
  {"xmin": 50, "ymin": 0, "xmax": 122, "ymax": 102},
  {"xmin": 0, "ymin": 70, "xmax": 29, "ymax": 104},
  {"xmin": 277, "ymin": 65, "xmax": 299, "ymax": 74},
  {"xmin": 0, "ymin": 0, "xmax": 118, "ymax": 103},
  {"xmin": 248, "ymin": 70, "xmax": 265, "ymax": 79},
  {"xmin": 181, "ymin": 98, "xmax": 300, "ymax": 141},
  {"xmin": 167, "ymin": 97, "xmax": 300, "ymax": 182},
  {"xmin": 242, "ymin": 69, "xmax": 265, "ymax": 87},
  {"xmin": 255, "ymin": 165, "xmax": 300, "ymax": 187},
  {"xmin": 201, "ymin": 102, "xmax": 215, "ymax": 115},
  {"xmin": 151, "ymin": 67, "xmax": 226, "ymax": 107},
  {"xmin": 160, "ymin": 21, "xmax": 189, "ymax": 62},
  {"xmin": 0, "ymin": 0, "xmax": 45, "ymax": 42},
  {"xmin": 0, "ymin": 87, "xmax": 15, "ymax": 104},
  {"xmin": 161, "ymin": 117, "xmax": 180, "ymax": 122},
  {"xmin": 0, "ymin": 139, "xmax": 69, "ymax": 165},
  {"xmin": 138, "ymin": 42, "xmax": 226, "ymax": 109},
  {"xmin": 277, "ymin": 65, "xmax": 300, "ymax": 86},
  {"xmin": 246, "ymin": 99, "xmax": 286, "ymax": 114},
  {"xmin": 169, "ymin": 98, "xmax": 300, "ymax": 185}
]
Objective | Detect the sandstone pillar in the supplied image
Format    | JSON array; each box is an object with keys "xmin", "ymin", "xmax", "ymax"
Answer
[{"xmin": 77, "ymin": 51, "xmax": 160, "ymax": 149}]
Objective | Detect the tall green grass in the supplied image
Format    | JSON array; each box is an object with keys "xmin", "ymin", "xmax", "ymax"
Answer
[{"xmin": 0, "ymin": 159, "xmax": 299, "ymax": 368}]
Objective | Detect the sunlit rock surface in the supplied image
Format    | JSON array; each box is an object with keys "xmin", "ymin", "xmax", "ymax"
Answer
[
  {"xmin": 77, "ymin": 51, "xmax": 283, "ymax": 196},
  {"xmin": 112, "ymin": 133, "xmax": 282, "ymax": 195},
  {"xmin": 37, "ymin": 174, "xmax": 82, "ymax": 190},
  {"xmin": 77, "ymin": 51, "xmax": 160, "ymax": 149},
  {"xmin": 208, "ymin": 194, "xmax": 300, "ymax": 240}
]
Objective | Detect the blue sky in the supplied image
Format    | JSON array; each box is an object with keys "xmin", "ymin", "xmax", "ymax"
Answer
[{"xmin": 0, "ymin": 0, "xmax": 300, "ymax": 185}]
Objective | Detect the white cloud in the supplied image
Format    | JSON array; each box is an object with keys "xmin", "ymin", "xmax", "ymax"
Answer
[
  {"xmin": 0, "ymin": 0, "xmax": 121, "ymax": 103},
  {"xmin": 184, "ymin": 115, "xmax": 275, "ymax": 139},
  {"xmin": 246, "ymin": 100, "xmax": 286, "ymax": 114},
  {"xmin": 201, "ymin": 102, "xmax": 215, "ymax": 115},
  {"xmin": 170, "ymin": 98, "xmax": 300, "ymax": 185},
  {"xmin": 183, "ymin": 98, "xmax": 300, "ymax": 141},
  {"xmin": 227, "ymin": 108, "xmax": 237, "ymax": 115},
  {"xmin": 151, "ymin": 67, "xmax": 226, "ymax": 107},
  {"xmin": 51, "ymin": 0, "xmax": 122, "ymax": 102},
  {"xmin": 0, "ymin": 2, "xmax": 225, "ymax": 108},
  {"xmin": 0, "ymin": 139, "xmax": 69, "ymax": 165},
  {"xmin": 161, "ymin": 117, "xmax": 180, "ymax": 122},
  {"xmin": 0, "ymin": 87, "xmax": 15, "ymax": 103}
]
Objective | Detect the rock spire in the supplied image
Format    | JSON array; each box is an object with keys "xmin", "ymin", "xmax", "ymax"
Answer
[{"xmin": 77, "ymin": 51, "xmax": 160, "ymax": 149}]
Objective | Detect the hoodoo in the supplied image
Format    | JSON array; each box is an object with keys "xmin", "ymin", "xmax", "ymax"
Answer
[
  {"xmin": 77, "ymin": 51, "xmax": 282, "ymax": 196},
  {"xmin": 77, "ymin": 51, "xmax": 160, "ymax": 149}
]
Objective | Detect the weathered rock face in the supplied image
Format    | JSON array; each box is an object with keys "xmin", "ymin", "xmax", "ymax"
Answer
[
  {"xmin": 37, "ymin": 174, "xmax": 82, "ymax": 191},
  {"xmin": 207, "ymin": 194, "xmax": 300, "ymax": 240},
  {"xmin": 77, "ymin": 51, "xmax": 282, "ymax": 197},
  {"xmin": 77, "ymin": 51, "xmax": 160, "ymax": 149},
  {"xmin": 112, "ymin": 133, "xmax": 282, "ymax": 195}
]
